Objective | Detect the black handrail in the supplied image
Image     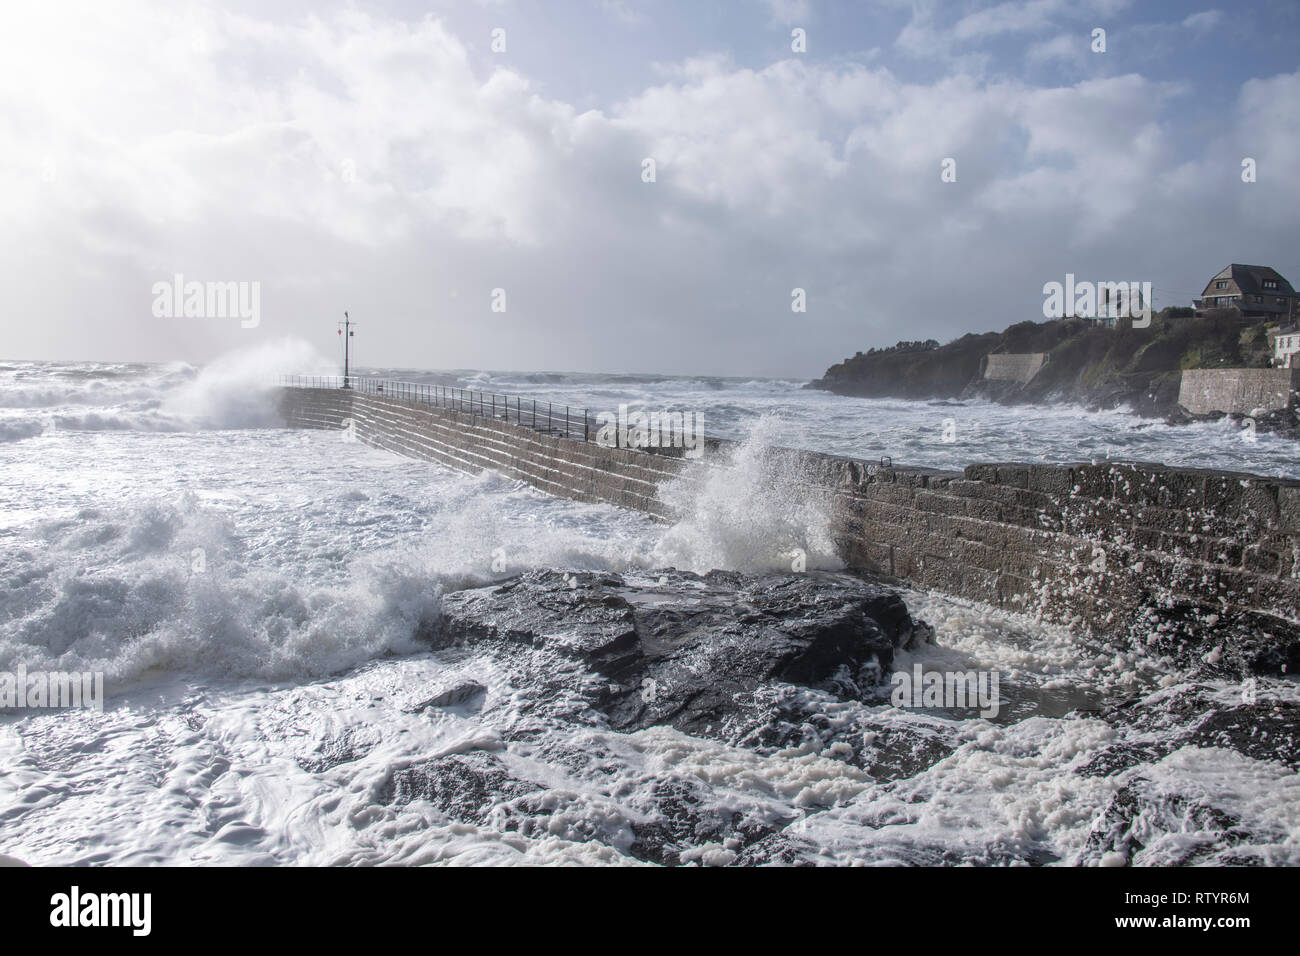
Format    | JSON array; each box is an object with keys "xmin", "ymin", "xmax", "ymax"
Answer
[{"xmin": 278, "ymin": 374, "xmax": 596, "ymax": 443}]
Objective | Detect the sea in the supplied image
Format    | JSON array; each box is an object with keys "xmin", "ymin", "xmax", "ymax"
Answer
[{"xmin": 2, "ymin": 340, "xmax": 1297, "ymax": 866}]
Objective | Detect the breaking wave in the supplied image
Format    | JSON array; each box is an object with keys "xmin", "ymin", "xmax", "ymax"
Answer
[{"xmin": 653, "ymin": 415, "xmax": 842, "ymax": 573}]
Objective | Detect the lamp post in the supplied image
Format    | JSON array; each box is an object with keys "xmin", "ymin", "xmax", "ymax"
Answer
[{"xmin": 338, "ymin": 312, "xmax": 355, "ymax": 388}]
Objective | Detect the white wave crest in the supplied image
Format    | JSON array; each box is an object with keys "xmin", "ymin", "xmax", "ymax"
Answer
[{"xmin": 651, "ymin": 415, "xmax": 842, "ymax": 574}]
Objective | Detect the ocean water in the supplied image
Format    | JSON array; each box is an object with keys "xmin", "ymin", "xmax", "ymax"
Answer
[
  {"xmin": 370, "ymin": 364, "xmax": 1300, "ymax": 478},
  {"xmin": 1, "ymin": 341, "xmax": 1296, "ymax": 866}
]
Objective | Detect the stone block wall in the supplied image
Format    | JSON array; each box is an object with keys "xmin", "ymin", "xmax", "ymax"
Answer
[
  {"xmin": 1178, "ymin": 368, "xmax": 1300, "ymax": 415},
  {"xmin": 278, "ymin": 386, "xmax": 1300, "ymax": 633}
]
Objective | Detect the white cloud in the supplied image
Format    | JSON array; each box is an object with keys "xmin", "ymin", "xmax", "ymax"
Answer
[
  {"xmin": 895, "ymin": 0, "xmax": 1133, "ymax": 70},
  {"xmin": 953, "ymin": 0, "xmax": 1068, "ymax": 41},
  {"xmin": 0, "ymin": 1, "xmax": 1296, "ymax": 375},
  {"xmin": 762, "ymin": 0, "xmax": 812, "ymax": 26},
  {"xmin": 1183, "ymin": 10, "xmax": 1225, "ymax": 31},
  {"xmin": 1026, "ymin": 33, "xmax": 1084, "ymax": 64},
  {"xmin": 599, "ymin": 0, "xmax": 649, "ymax": 26}
]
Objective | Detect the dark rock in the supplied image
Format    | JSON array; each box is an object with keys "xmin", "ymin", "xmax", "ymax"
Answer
[
  {"xmin": 731, "ymin": 833, "xmax": 820, "ymax": 866},
  {"xmin": 1078, "ymin": 683, "xmax": 1300, "ymax": 776},
  {"xmin": 295, "ymin": 726, "xmax": 381, "ymax": 773},
  {"xmin": 1080, "ymin": 778, "xmax": 1264, "ymax": 866},
  {"xmin": 377, "ymin": 745, "xmax": 792, "ymax": 866},
  {"xmin": 1074, "ymin": 741, "xmax": 1174, "ymax": 778},
  {"xmin": 432, "ymin": 568, "xmax": 929, "ymax": 735},
  {"xmin": 407, "ymin": 679, "xmax": 487, "ymax": 713},
  {"xmin": 715, "ymin": 683, "xmax": 957, "ymax": 780},
  {"xmin": 1189, "ymin": 699, "xmax": 1300, "ymax": 766},
  {"xmin": 377, "ymin": 751, "xmax": 540, "ymax": 823},
  {"xmin": 626, "ymin": 776, "xmax": 789, "ymax": 866},
  {"xmin": 1128, "ymin": 604, "xmax": 1300, "ymax": 679}
]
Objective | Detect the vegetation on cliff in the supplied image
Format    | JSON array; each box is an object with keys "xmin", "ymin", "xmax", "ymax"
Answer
[{"xmin": 808, "ymin": 309, "xmax": 1281, "ymax": 416}]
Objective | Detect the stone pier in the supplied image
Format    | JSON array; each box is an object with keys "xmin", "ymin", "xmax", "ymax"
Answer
[{"xmin": 278, "ymin": 385, "xmax": 1300, "ymax": 636}]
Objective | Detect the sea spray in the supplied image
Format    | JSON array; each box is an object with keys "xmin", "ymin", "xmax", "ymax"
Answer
[
  {"xmin": 0, "ymin": 453, "xmax": 655, "ymax": 691},
  {"xmin": 164, "ymin": 338, "xmax": 335, "ymax": 429},
  {"xmin": 651, "ymin": 414, "xmax": 843, "ymax": 573},
  {"xmin": 5, "ymin": 362, "xmax": 1300, "ymax": 867}
]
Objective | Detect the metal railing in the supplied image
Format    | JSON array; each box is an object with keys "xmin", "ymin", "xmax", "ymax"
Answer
[{"xmin": 278, "ymin": 374, "xmax": 599, "ymax": 442}]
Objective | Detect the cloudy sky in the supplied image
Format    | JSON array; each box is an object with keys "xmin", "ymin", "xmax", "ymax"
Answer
[{"xmin": 2, "ymin": 0, "xmax": 1298, "ymax": 376}]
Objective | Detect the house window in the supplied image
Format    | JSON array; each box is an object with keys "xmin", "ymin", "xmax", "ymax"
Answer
[
  {"xmin": 1263, "ymin": 279, "xmax": 1278, "ymax": 290},
  {"xmin": 1215, "ymin": 280, "xmax": 1229, "ymax": 289},
  {"xmin": 1254, "ymin": 295, "xmax": 1264, "ymax": 303}
]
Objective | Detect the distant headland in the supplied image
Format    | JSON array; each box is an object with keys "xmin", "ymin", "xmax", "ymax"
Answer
[{"xmin": 808, "ymin": 265, "xmax": 1300, "ymax": 432}]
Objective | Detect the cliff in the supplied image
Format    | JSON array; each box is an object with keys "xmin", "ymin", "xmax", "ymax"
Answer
[{"xmin": 808, "ymin": 310, "xmax": 1288, "ymax": 420}]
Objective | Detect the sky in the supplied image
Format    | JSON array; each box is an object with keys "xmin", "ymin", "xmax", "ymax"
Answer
[{"xmin": 2, "ymin": 0, "xmax": 1298, "ymax": 377}]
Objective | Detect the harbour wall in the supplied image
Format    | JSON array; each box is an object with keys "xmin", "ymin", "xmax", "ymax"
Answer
[
  {"xmin": 1178, "ymin": 368, "xmax": 1300, "ymax": 416},
  {"xmin": 982, "ymin": 353, "xmax": 1048, "ymax": 384},
  {"xmin": 278, "ymin": 385, "xmax": 1300, "ymax": 634}
]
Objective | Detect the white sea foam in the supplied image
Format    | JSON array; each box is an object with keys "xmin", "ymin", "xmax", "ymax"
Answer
[
  {"xmin": 2, "ymin": 354, "xmax": 1297, "ymax": 867},
  {"xmin": 0, "ymin": 437, "xmax": 659, "ymax": 689}
]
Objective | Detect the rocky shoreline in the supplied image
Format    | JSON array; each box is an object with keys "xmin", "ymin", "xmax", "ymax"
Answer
[
  {"xmin": 372, "ymin": 567, "xmax": 1300, "ymax": 865},
  {"xmin": 430, "ymin": 569, "xmax": 933, "ymax": 734}
]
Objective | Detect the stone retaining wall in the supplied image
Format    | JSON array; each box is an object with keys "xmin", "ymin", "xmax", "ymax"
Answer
[
  {"xmin": 278, "ymin": 386, "xmax": 1300, "ymax": 634},
  {"xmin": 1178, "ymin": 368, "xmax": 1300, "ymax": 415},
  {"xmin": 983, "ymin": 352, "xmax": 1048, "ymax": 384}
]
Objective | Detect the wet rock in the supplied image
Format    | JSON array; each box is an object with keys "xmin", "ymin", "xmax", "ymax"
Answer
[
  {"xmin": 731, "ymin": 833, "xmax": 819, "ymax": 866},
  {"xmin": 716, "ymin": 684, "xmax": 957, "ymax": 781},
  {"xmin": 1078, "ymin": 684, "xmax": 1300, "ymax": 777},
  {"xmin": 295, "ymin": 726, "xmax": 381, "ymax": 773},
  {"xmin": 1080, "ymin": 778, "xmax": 1264, "ymax": 866},
  {"xmin": 1130, "ymin": 604, "xmax": 1300, "ymax": 679},
  {"xmin": 1188, "ymin": 699, "xmax": 1300, "ymax": 767},
  {"xmin": 407, "ymin": 679, "xmax": 487, "ymax": 713},
  {"xmin": 626, "ymin": 776, "xmax": 789, "ymax": 866},
  {"xmin": 1075, "ymin": 741, "xmax": 1174, "ymax": 779},
  {"xmin": 377, "ymin": 751, "xmax": 540, "ymax": 823},
  {"xmin": 432, "ymin": 568, "xmax": 930, "ymax": 735}
]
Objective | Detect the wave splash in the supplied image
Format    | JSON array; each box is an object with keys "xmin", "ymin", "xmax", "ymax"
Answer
[
  {"xmin": 0, "ymin": 339, "xmax": 334, "ymax": 434},
  {"xmin": 0, "ymin": 496, "xmax": 433, "ymax": 687},
  {"xmin": 652, "ymin": 414, "xmax": 842, "ymax": 574}
]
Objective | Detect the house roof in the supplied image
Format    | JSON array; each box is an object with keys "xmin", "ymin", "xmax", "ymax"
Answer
[{"xmin": 1205, "ymin": 264, "xmax": 1297, "ymax": 296}]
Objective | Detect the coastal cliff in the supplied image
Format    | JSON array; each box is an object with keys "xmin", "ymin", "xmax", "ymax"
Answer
[{"xmin": 807, "ymin": 310, "xmax": 1292, "ymax": 423}]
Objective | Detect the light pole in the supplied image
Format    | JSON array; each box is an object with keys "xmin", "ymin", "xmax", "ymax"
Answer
[{"xmin": 338, "ymin": 312, "xmax": 355, "ymax": 388}]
